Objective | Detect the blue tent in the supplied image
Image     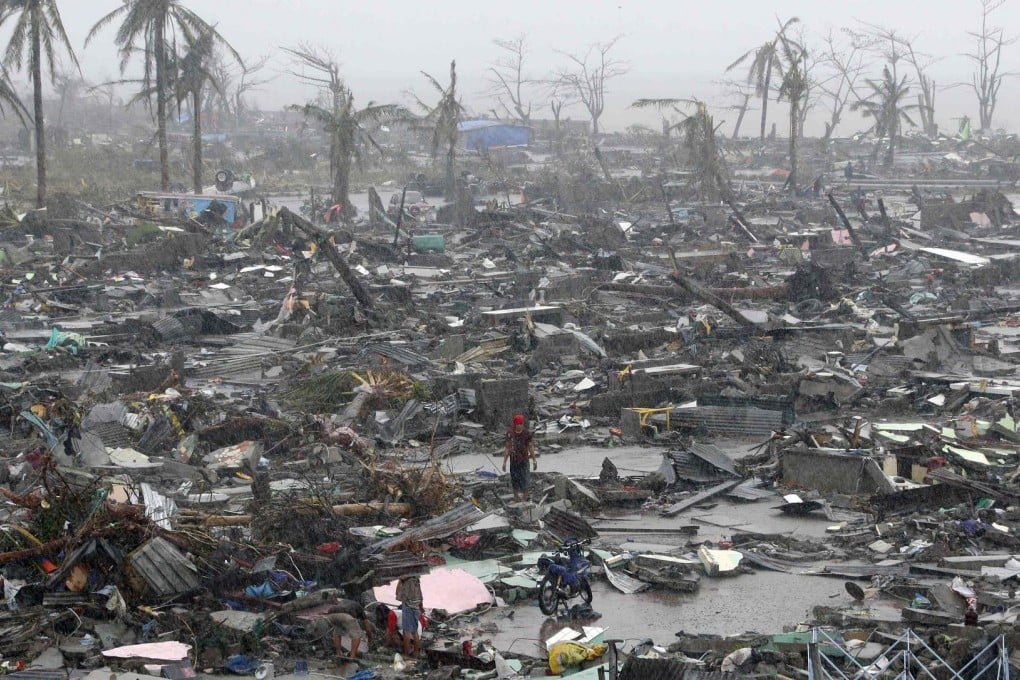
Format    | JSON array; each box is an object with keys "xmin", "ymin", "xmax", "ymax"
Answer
[{"xmin": 457, "ymin": 120, "xmax": 531, "ymax": 150}]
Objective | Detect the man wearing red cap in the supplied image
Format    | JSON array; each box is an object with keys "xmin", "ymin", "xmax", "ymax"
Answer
[{"xmin": 502, "ymin": 414, "xmax": 537, "ymax": 502}]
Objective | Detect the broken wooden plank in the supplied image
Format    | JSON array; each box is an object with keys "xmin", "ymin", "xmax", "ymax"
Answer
[{"xmin": 661, "ymin": 479, "xmax": 743, "ymax": 517}]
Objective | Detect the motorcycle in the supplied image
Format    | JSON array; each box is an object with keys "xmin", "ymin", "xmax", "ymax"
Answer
[{"xmin": 536, "ymin": 538, "xmax": 593, "ymax": 615}]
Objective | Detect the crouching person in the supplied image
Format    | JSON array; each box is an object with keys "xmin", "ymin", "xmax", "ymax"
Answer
[{"xmin": 308, "ymin": 610, "xmax": 369, "ymax": 660}]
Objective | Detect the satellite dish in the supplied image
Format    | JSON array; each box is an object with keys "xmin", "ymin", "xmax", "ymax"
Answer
[{"xmin": 214, "ymin": 169, "xmax": 234, "ymax": 192}]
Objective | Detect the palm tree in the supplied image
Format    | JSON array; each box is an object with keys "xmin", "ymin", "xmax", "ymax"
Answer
[
  {"xmin": 175, "ymin": 24, "xmax": 236, "ymax": 194},
  {"xmin": 851, "ymin": 65, "xmax": 918, "ymax": 168},
  {"xmin": 87, "ymin": 0, "xmax": 234, "ymax": 192},
  {"xmin": 632, "ymin": 98, "xmax": 730, "ymax": 202},
  {"xmin": 285, "ymin": 45, "xmax": 404, "ymax": 218},
  {"xmin": 416, "ymin": 61, "xmax": 464, "ymax": 199},
  {"xmin": 776, "ymin": 32, "xmax": 809, "ymax": 191},
  {"xmin": 0, "ymin": 0, "xmax": 78, "ymax": 208},
  {"xmin": 727, "ymin": 17, "xmax": 799, "ymax": 142}
]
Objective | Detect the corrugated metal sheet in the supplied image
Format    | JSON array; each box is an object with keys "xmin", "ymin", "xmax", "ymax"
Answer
[
  {"xmin": 220, "ymin": 334, "xmax": 297, "ymax": 355},
  {"xmin": 367, "ymin": 550, "xmax": 430, "ymax": 585},
  {"xmin": 84, "ymin": 421, "xmax": 133, "ymax": 448},
  {"xmin": 189, "ymin": 355, "xmax": 263, "ymax": 379},
  {"xmin": 604, "ymin": 564, "xmax": 649, "ymax": 594},
  {"xmin": 187, "ymin": 333, "xmax": 297, "ymax": 379},
  {"xmin": 363, "ymin": 343, "xmax": 432, "ymax": 367},
  {"xmin": 361, "ymin": 503, "xmax": 488, "ymax": 557},
  {"xmin": 668, "ymin": 405, "xmax": 786, "ymax": 437},
  {"xmin": 666, "ymin": 443, "xmax": 738, "ymax": 483},
  {"xmin": 152, "ymin": 316, "xmax": 190, "ymax": 341},
  {"xmin": 543, "ymin": 506, "xmax": 597, "ymax": 542},
  {"xmin": 618, "ymin": 657, "xmax": 728, "ymax": 680},
  {"xmin": 0, "ymin": 308, "xmax": 23, "ymax": 329},
  {"xmin": 127, "ymin": 537, "xmax": 200, "ymax": 597},
  {"xmin": 726, "ymin": 480, "xmax": 776, "ymax": 502},
  {"xmin": 0, "ymin": 670, "xmax": 68, "ymax": 680}
]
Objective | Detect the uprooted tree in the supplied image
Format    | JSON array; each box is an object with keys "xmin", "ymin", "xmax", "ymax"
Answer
[
  {"xmin": 552, "ymin": 35, "xmax": 627, "ymax": 136},
  {"xmin": 964, "ymin": 0, "xmax": 1015, "ymax": 131}
]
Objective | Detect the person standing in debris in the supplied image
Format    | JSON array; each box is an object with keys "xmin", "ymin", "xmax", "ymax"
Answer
[
  {"xmin": 502, "ymin": 414, "xmax": 537, "ymax": 502},
  {"xmin": 308, "ymin": 611, "xmax": 368, "ymax": 659},
  {"xmin": 395, "ymin": 573, "xmax": 423, "ymax": 658},
  {"xmin": 844, "ymin": 161, "xmax": 854, "ymax": 181}
]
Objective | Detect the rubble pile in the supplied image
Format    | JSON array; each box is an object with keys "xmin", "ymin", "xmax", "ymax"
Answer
[{"xmin": 6, "ymin": 138, "xmax": 1020, "ymax": 678}]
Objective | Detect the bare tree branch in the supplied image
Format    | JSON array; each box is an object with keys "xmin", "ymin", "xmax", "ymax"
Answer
[
  {"xmin": 962, "ymin": 0, "xmax": 1016, "ymax": 130},
  {"xmin": 551, "ymin": 35, "xmax": 627, "ymax": 135},
  {"xmin": 485, "ymin": 34, "xmax": 532, "ymax": 126}
]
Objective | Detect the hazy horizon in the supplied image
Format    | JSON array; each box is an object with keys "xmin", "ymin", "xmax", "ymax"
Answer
[{"xmin": 10, "ymin": 0, "xmax": 1020, "ymax": 138}]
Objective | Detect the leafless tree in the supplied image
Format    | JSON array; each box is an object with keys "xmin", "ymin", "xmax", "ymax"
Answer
[
  {"xmin": 87, "ymin": 79, "xmax": 120, "ymax": 132},
  {"xmin": 964, "ymin": 0, "xmax": 1015, "ymax": 131},
  {"xmin": 548, "ymin": 97, "xmax": 570, "ymax": 156},
  {"xmin": 716, "ymin": 79, "xmax": 756, "ymax": 139},
  {"xmin": 552, "ymin": 35, "xmax": 627, "ymax": 135},
  {"xmin": 486, "ymin": 34, "xmax": 532, "ymax": 126},
  {"xmin": 815, "ymin": 29, "xmax": 869, "ymax": 142},
  {"xmin": 207, "ymin": 52, "xmax": 273, "ymax": 126},
  {"xmin": 52, "ymin": 69, "xmax": 88, "ymax": 130},
  {"xmin": 902, "ymin": 42, "xmax": 937, "ymax": 136}
]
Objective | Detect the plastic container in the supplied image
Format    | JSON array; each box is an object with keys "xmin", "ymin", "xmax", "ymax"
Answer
[{"xmin": 412, "ymin": 234, "xmax": 445, "ymax": 253}]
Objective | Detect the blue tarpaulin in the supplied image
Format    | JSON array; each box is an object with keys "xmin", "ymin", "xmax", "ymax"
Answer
[{"xmin": 457, "ymin": 120, "xmax": 531, "ymax": 150}]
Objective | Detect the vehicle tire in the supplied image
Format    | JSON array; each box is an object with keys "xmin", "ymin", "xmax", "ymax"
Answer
[
  {"xmin": 538, "ymin": 576, "xmax": 559, "ymax": 615},
  {"xmin": 579, "ymin": 578, "xmax": 593, "ymax": 605}
]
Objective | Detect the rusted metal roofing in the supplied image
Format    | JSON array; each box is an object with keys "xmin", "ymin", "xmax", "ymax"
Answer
[
  {"xmin": 543, "ymin": 506, "xmax": 597, "ymax": 542},
  {"xmin": 360, "ymin": 502, "xmax": 488, "ymax": 557}
]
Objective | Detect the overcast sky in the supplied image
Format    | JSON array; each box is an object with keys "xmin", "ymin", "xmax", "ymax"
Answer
[{"xmin": 38, "ymin": 0, "xmax": 1020, "ymax": 135}]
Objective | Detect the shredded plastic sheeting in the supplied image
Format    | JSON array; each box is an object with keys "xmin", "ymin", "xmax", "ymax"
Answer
[{"xmin": 102, "ymin": 641, "xmax": 191, "ymax": 660}]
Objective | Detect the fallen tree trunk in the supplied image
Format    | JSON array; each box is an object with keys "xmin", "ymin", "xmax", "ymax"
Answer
[
  {"xmin": 667, "ymin": 252, "xmax": 756, "ymax": 330},
  {"xmin": 278, "ymin": 207, "xmax": 375, "ymax": 310},
  {"xmin": 0, "ymin": 536, "xmax": 71, "ymax": 566}
]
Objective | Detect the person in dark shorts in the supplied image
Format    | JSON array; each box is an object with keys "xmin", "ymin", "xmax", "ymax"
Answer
[
  {"xmin": 502, "ymin": 414, "xmax": 537, "ymax": 502},
  {"xmin": 395, "ymin": 573, "xmax": 423, "ymax": 658}
]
